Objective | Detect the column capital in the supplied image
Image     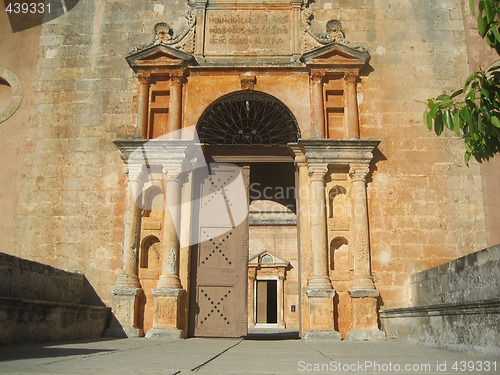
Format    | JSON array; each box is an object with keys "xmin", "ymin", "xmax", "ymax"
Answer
[
  {"xmin": 308, "ymin": 164, "xmax": 329, "ymax": 180},
  {"xmin": 124, "ymin": 164, "xmax": 144, "ymax": 181},
  {"xmin": 190, "ymin": 0, "xmax": 208, "ymax": 9},
  {"xmin": 344, "ymin": 71, "xmax": 359, "ymax": 84},
  {"xmin": 310, "ymin": 69, "xmax": 326, "ymax": 84},
  {"xmin": 349, "ymin": 164, "xmax": 370, "ymax": 182},
  {"xmin": 169, "ymin": 71, "xmax": 186, "ymax": 85},
  {"xmin": 162, "ymin": 164, "xmax": 183, "ymax": 181},
  {"xmin": 137, "ymin": 73, "xmax": 150, "ymax": 84}
]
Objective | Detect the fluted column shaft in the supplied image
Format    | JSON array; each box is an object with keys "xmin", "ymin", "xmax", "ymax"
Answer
[
  {"xmin": 117, "ymin": 165, "xmax": 143, "ymax": 288},
  {"xmin": 168, "ymin": 73, "xmax": 184, "ymax": 137},
  {"xmin": 137, "ymin": 74, "xmax": 150, "ymax": 138},
  {"xmin": 307, "ymin": 164, "xmax": 332, "ymax": 290},
  {"xmin": 311, "ymin": 70, "xmax": 326, "ymax": 138},
  {"xmin": 350, "ymin": 164, "xmax": 375, "ymax": 290},
  {"xmin": 157, "ymin": 166, "xmax": 183, "ymax": 289},
  {"xmin": 345, "ymin": 72, "xmax": 360, "ymax": 139}
]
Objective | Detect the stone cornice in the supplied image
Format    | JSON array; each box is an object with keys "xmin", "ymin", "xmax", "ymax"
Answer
[
  {"xmin": 113, "ymin": 139, "xmax": 192, "ymax": 167},
  {"xmin": 293, "ymin": 139, "xmax": 380, "ymax": 165}
]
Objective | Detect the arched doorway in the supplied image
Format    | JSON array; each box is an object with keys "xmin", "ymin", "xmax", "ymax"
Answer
[{"xmin": 188, "ymin": 91, "xmax": 300, "ymax": 338}]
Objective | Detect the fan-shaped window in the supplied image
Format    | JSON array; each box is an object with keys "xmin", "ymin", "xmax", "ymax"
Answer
[{"xmin": 197, "ymin": 91, "xmax": 300, "ymax": 145}]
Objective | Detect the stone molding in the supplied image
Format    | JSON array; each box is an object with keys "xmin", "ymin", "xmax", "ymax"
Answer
[
  {"xmin": 380, "ymin": 298, "xmax": 500, "ymax": 318},
  {"xmin": 348, "ymin": 288, "xmax": 380, "ymax": 298}
]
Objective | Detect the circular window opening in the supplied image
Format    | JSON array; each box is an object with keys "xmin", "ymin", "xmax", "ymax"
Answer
[{"xmin": 0, "ymin": 79, "xmax": 12, "ymax": 113}]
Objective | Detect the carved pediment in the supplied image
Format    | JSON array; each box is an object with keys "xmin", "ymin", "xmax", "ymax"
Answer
[
  {"xmin": 249, "ymin": 250, "xmax": 290, "ymax": 268},
  {"xmin": 301, "ymin": 43, "xmax": 370, "ymax": 68},
  {"xmin": 126, "ymin": 44, "xmax": 196, "ymax": 71}
]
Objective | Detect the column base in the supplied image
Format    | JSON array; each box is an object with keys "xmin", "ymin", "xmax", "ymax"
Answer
[
  {"xmin": 306, "ymin": 288, "xmax": 341, "ymax": 336},
  {"xmin": 348, "ymin": 288, "xmax": 383, "ymax": 340},
  {"xmin": 347, "ymin": 329, "xmax": 386, "ymax": 341},
  {"xmin": 150, "ymin": 288, "xmax": 187, "ymax": 338},
  {"xmin": 303, "ymin": 330, "xmax": 342, "ymax": 341},
  {"xmin": 307, "ymin": 276, "xmax": 333, "ymax": 290},
  {"xmin": 109, "ymin": 286, "xmax": 143, "ymax": 338},
  {"xmin": 145, "ymin": 328, "xmax": 183, "ymax": 339}
]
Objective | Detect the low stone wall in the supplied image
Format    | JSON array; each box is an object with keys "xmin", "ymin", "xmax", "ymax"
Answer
[
  {"xmin": 380, "ymin": 245, "xmax": 500, "ymax": 358},
  {"xmin": 0, "ymin": 253, "xmax": 110, "ymax": 344}
]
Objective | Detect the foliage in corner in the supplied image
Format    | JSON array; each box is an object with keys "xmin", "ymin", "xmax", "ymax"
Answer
[{"xmin": 424, "ymin": 0, "xmax": 500, "ymax": 164}]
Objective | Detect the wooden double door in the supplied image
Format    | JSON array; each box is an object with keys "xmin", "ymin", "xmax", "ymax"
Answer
[{"xmin": 189, "ymin": 164, "xmax": 249, "ymax": 337}]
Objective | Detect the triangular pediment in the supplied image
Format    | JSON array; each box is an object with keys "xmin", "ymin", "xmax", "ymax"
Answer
[
  {"xmin": 301, "ymin": 42, "xmax": 370, "ymax": 68},
  {"xmin": 126, "ymin": 43, "xmax": 196, "ymax": 70},
  {"xmin": 249, "ymin": 251, "xmax": 290, "ymax": 267}
]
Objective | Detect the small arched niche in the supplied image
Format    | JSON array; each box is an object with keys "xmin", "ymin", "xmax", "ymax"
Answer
[
  {"xmin": 329, "ymin": 236, "xmax": 349, "ymax": 272},
  {"xmin": 142, "ymin": 186, "xmax": 164, "ymax": 218},
  {"xmin": 140, "ymin": 235, "xmax": 161, "ymax": 270},
  {"xmin": 328, "ymin": 185, "xmax": 347, "ymax": 219}
]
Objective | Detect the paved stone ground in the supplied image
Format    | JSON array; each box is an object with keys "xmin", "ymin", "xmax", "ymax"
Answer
[{"xmin": 0, "ymin": 335, "xmax": 497, "ymax": 375}]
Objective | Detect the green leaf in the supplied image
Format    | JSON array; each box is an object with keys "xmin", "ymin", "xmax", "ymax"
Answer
[
  {"xmin": 460, "ymin": 106, "xmax": 475, "ymax": 126},
  {"xmin": 484, "ymin": 0, "xmax": 494, "ymax": 23},
  {"xmin": 450, "ymin": 89, "xmax": 463, "ymax": 98},
  {"xmin": 436, "ymin": 94, "xmax": 451, "ymax": 101},
  {"xmin": 430, "ymin": 103, "xmax": 439, "ymax": 118},
  {"xmin": 469, "ymin": 0, "xmax": 476, "ymax": 15},
  {"xmin": 478, "ymin": 15, "xmax": 487, "ymax": 37},
  {"xmin": 424, "ymin": 110, "xmax": 433, "ymax": 130},
  {"xmin": 492, "ymin": 116, "xmax": 500, "ymax": 128},
  {"xmin": 444, "ymin": 109, "xmax": 454, "ymax": 130},
  {"xmin": 491, "ymin": 24, "xmax": 500, "ymax": 43},
  {"xmin": 435, "ymin": 111, "xmax": 444, "ymax": 136}
]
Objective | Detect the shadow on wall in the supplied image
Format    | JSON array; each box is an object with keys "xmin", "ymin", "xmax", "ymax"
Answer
[{"xmin": 0, "ymin": 252, "xmax": 111, "ymax": 345}]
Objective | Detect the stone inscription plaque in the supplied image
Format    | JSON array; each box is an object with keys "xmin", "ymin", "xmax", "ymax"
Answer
[{"xmin": 205, "ymin": 11, "xmax": 292, "ymax": 55}]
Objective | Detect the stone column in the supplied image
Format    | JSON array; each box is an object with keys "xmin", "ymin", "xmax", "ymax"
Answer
[
  {"xmin": 108, "ymin": 164, "xmax": 144, "ymax": 338},
  {"xmin": 277, "ymin": 272, "xmax": 286, "ymax": 329},
  {"xmin": 248, "ymin": 268, "xmax": 256, "ymax": 328},
  {"xmin": 168, "ymin": 72, "xmax": 184, "ymax": 137},
  {"xmin": 347, "ymin": 164, "xmax": 385, "ymax": 340},
  {"xmin": 137, "ymin": 73, "xmax": 150, "ymax": 138},
  {"xmin": 307, "ymin": 164, "xmax": 332, "ymax": 290},
  {"xmin": 311, "ymin": 70, "xmax": 326, "ymax": 138},
  {"xmin": 147, "ymin": 162, "xmax": 186, "ymax": 339},
  {"xmin": 345, "ymin": 72, "xmax": 360, "ymax": 139},
  {"xmin": 304, "ymin": 164, "xmax": 341, "ymax": 340}
]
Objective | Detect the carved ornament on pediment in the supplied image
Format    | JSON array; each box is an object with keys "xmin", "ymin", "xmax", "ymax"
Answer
[{"xmin": 301, "ymin": 5, "xmax": 368, "ymax": 54}]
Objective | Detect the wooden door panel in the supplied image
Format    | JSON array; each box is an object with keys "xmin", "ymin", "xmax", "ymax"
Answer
[{"xmin": 190, "ymin": 164, "xmax": 249, "ymax": 337}]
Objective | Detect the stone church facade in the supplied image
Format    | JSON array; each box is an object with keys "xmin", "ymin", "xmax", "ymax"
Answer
[{"xmin": 0, "ymin": 0, "xmax": 498, "ymax": 340}]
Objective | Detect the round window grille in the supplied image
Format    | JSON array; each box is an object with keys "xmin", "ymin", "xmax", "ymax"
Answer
[{"xmin": 197, "ymin": 91, "xmax": 300, "ymax": 145}]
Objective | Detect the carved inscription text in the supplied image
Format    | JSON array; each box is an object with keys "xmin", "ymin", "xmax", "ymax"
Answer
[{"xmin": 205, "ymin": 11, "xmax": 291, "ymax": 55}]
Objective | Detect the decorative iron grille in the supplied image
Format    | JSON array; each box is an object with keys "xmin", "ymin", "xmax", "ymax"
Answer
[{"xmin": 197, "ymin": 91, "xmax": 300, "ymax": 145}]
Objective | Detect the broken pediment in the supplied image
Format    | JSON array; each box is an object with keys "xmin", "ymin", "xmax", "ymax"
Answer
[
  {"xmin": 126, "ymin": 44, "xmax": 196, "ymax": 72},
  {"xmin": 249, "ymin": 251, "xmax": 291, "ymax": 268},
  {"xmin": 301, "ymin": 42, "xmax": 370, "ymax": 69}
]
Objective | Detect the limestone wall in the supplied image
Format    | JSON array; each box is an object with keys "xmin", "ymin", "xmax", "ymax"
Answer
[
  {"xmin": 0, "ymin": 0, "xmax": 491, "ymax": 331},
  {"xmin": 380, "ymin": 245, "xmax": 500, "ymax": 357},
  {"xmin": 0, "ymin": 252, "xmax": 110, "ymax": 344}
]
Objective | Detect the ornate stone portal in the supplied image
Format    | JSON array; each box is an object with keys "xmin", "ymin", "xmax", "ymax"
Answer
[{"xmin": 111, "ymin": 0, "xmax": 385, "ymax": 340}]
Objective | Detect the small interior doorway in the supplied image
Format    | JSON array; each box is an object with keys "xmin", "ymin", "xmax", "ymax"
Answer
[{"xmin": 256, "ymin": 280, "xmax": 278, "ymax": 324}]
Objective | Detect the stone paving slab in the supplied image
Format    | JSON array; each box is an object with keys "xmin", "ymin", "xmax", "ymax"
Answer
[{"xmin": 0, "ymin": 337, "xmax": 498, "ymax": 375}]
